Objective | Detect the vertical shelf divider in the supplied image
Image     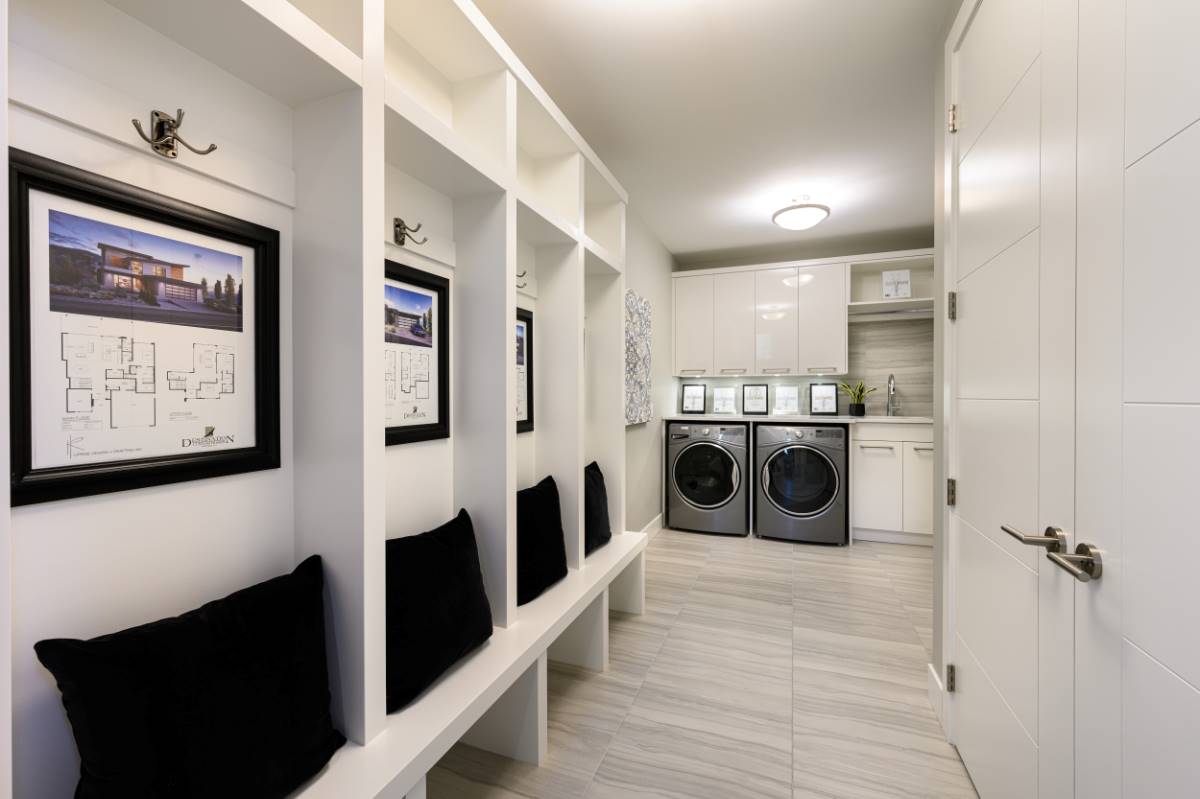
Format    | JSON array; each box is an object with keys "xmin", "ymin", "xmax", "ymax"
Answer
[
  {"xmin": 452, "ymin": 190, "xmax": 518, "ymax": 628},
  {"xmin": 533, "ymin": 241, "xmax": 586, "ymax": 568}
]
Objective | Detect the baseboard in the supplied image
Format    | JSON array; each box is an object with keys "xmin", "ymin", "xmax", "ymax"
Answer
[
  {"xmin": 927, "ymin": 662, "xmax": 948, "ymax": 737},
  {"xmin": 639, "ymin": 513, "xmax": 663, "ymax": 538},
  {"xmin": 853, "ymin": 528, "xmax": 933, "ymax": 546}
]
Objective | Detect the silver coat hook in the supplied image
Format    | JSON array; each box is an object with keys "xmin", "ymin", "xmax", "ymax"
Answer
[
  {"xmin": 132, "ymin": 109, "xmax": 217, "ymax": 159},
  {"xmin": 394, "ymin": 217, "xmax": 428, "ymax": 246}
]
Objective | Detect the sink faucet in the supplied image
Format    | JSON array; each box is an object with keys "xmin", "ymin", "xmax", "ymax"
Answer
[{"xmin": 886, "ymin": 374, "xmax": 896, "ymax": 416}]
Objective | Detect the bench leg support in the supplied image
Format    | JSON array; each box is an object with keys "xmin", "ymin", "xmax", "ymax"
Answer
[
  {"xmin": 403, "ymin": 775, "xmax": 427, "ymax": 799},
  {"xmin": 609, "ymin": 551, "xmax": 645, "ymax": 615},
  {"xmin": 549, "ymin": 589, "xmax": 609, "ymax": 672},
  {"xmin": 461, "ymin": 651, "xmax": 547, "ymax": 766}
]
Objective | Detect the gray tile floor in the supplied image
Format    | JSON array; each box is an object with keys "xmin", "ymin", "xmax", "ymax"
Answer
[{"xmin": 429, "ymin": 529, "xmax": 977, "ymax": 799}]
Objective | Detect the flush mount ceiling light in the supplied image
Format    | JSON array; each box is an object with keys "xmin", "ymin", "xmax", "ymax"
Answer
[{"xmin": 772, "ymin": 202, "xmax": 830, "ymax": 231}]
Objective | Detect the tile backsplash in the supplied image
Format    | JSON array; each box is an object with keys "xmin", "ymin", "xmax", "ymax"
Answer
[{"xmin": 678, "ymin": 318, "xmax": 934, "ymax": 417}]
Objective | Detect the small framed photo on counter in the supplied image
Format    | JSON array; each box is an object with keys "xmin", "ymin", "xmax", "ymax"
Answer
[
  {"xmin": 773, "ymin": 385, "xmax": 800, "ymax": 415},
  {"xmin": 712, "ymin": 386, "xmax": 737, "ymax": 414},
  {"xmin": 681, "ymin": 384, "xmax": 706, "ymax": 414},
  {"xmin": 742, "ymin": 384, "xmax": 768, "ymax": 415},
  {"xmin": 809, "ymin": 383, "xmax": 839, "ymax": 416}
]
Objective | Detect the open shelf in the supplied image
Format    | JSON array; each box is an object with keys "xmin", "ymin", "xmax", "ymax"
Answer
[
  {"xmin": 384, "ymin": 0, "xmax": 510, "ymax": 174},
  {"xmin": 517, "ymin": 194, "xmax": 579, "ymax": 246},
  {"xmin": 584, "ymin": 236, "xmax": 624, "ymax": 275},
  {"xmin": 106, "ymin": 0, "xmax": 362, "ymax": 105},
  {"xmin": 295, "ymin": 532, "xmax": 647, "ymax": 799},
  {"xmin": 517, "ymin": 84, "xmax": 582, "ymax": 231},
  {"xmin": 584, "ymin": 160, "xmax": 625, "ymax": 259}
]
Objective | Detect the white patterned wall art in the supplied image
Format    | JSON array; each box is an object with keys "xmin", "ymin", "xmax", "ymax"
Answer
[{"xmin": 625, "ymin": 289, "xmax": 653, "ymax": 425}]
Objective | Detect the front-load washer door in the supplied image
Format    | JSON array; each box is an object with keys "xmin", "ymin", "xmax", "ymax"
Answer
[
  {"xmin": 672, "ymin": 442, "xmax": 740, "ymax": 510},
  {"xmin": 761, "ymin": 445, "xmax": 839, "ymax": 518}
]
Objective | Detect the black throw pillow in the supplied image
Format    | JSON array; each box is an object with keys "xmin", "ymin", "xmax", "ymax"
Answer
[
  {"xmin": 386, "ymin": 509, "xmax": 494, "ymax": 712},
  {"xmin": 584, "ymin": 461, "xmax": 613, "ymax": 556},
  {"xmin": 34, "ymin": 555, "xmax": 344, "ymax": 799},
  {"xmin": 517, "ymin": 475, "xmax": 569, "ymax": 605}
]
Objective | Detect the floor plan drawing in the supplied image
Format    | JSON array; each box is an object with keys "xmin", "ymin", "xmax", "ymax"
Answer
[
  {"xmin": 167, "ymin": 343, "xmax": 236, "ymax": 401},
  {"xmin": 385, "ymin": 351, "xmax": 398, "ymax": 402},
  {"xmin": 61, "ymin": 331, "xmax": 157, "ymax": 428},
  {"xmin": 396, "ymin": 350, "xmax": 430, "ymax": 399}
]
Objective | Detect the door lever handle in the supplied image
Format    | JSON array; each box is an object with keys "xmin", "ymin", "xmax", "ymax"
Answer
[
  {"xmin": 1047, "ymin": 543, "xmax": 1103, "ymax": 582},
  {"xmin": 1001, "ymin": 525, "xmax": 1067, "ymax": 553}
]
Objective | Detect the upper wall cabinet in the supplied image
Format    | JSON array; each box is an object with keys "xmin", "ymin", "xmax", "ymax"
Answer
[
  {"xmin": 754, "ymin": 268, "xmax": 799, "ymax": 375},
  {"xmin": 671, "ymin": 251, "xmax": 929, "ymax": 377},
  {"xmin": 795, "ymin": 262, "xmax": 848, "ymax": 376},
  {"xmin": 674, "ymin": 274, "xmax": 715, "ymax": 376},
  {"xmin": 713, "ymin": 272, "xmax": 756, "ymax": 375}
]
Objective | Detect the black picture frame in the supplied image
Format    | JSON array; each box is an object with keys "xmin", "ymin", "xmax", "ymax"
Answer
[
  {"xmin": 742, "ymin": 384, "xmax": 769, "ymax": 415},
  {"xmin": 385, "ymin": 259, "xmax": 450, "ymax": 445},
  {"xmin": 680, "ymin": 383, "xmax": 706, "ymax": 414},
  {"xmin": 9, "ymin": 149, "xmax": 281, "ymax": 506},
  {"xmin": 516, "ymin": 306, "xmax": 533, "ymax": 434},
  {"xmin": 809, "ymin": 383, "xmax": 840, "ymax": 416}
]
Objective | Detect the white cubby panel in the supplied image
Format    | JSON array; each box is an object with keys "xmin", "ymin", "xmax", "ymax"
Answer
[{"xmin": 385, "ymin": 0, "xmax": 511, "ymax": 173}]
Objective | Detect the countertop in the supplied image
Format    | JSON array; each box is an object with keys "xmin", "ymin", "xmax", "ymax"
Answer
[{"xmin": 662, "ymin": 414, "xmax": 933, "ymax": 424}]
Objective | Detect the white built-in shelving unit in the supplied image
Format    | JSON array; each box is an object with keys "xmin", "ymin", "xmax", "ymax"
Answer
[
  {"xmin": 1, "ymin": 1, "xmax": 643, "ymax": 797},
  {"xmin": 847, "ymin": 251, "xmax": 935, "ymax": 323}
]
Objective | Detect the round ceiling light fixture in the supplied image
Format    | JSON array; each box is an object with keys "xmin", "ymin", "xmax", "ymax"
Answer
[{"xmin": 772, "ymin": 200, "xmax": 830, "ymax": 231}]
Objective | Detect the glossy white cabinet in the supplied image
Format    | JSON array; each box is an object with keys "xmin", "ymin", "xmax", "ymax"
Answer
[
  {"xmin": 902, "ymin": 441, "xmax": 935, "ymax": 534},
  {"xmin": 673, "ymin": 274, "xmax": 714, "ymax": 375},
  {"xmin": 713, "ymin": 272, "xmax": 756, "ymax": 375},
  {"xmin": 796, "ymin": 262, "xmax": 848, "ymax": 376},
  {"xmin": 851, "ymin": 440, "xmax": 904, "ymax": 531},
  {"xmin": 754, "ymin": 267, "xmax": 798, "ymax": 375}
]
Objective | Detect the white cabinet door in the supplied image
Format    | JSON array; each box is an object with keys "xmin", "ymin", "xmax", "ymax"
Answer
[
  {"xmin": 795, "ymin": 262, "xmax": 848, "ymax": 376},
  {"xmin": 673, "ymin": 274, "xmax": 714, "ymax": 375},
  {"xmin": 754, "ymin": 267, "xmax": 798, "ymax": 375},
  {"xmin": 713, "ymin": 272, "xmax": 755, "ymax": 375},
  {"xmin": 902, "ymin": 442, "xmax": 934, "ymax": 535},
  {"xmin": 851, "ymin": 440, "xmax": 903, "ymax": 531}
]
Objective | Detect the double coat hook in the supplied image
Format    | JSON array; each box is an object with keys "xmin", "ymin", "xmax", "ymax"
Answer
[
  {"xmin": 132, "ymin": 109, "xmax": 217, "ymax": 159},
  {"xmin": 393, "ymin": 217, "xmax": 428, "ymax": 247}
]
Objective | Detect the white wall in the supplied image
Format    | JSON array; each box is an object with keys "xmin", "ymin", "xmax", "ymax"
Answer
[
  {"xmin": 7, "ymin": 3, "xmax": 296, "ymax": 794},
  {"xmin": 623, "ymin": 210, "xmax": 675, "ymax": 532},
  {"xmin": 1, "ymin": 0, "xmax": 13, "ymax": 794}
]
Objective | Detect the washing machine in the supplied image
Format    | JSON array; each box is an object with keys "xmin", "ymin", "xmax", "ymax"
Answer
[
  {"xmin": 665, "ymin": 422, "xmax": 749, "ymax": 536},
  {"xmin": 754, "ymin": 424, "xmax": 848, "ymax": 544}
]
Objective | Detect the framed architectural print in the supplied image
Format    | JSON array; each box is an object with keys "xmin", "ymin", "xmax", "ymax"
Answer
[
  {"xmin": 384, "ymin": 260, "xmax": 449, "ymax": 445},
  {"xmin": 712, "ymin": 386, "xmax": 736, "ymax": 414},
  {"xmin": 742, "ymin": 384, "xmax": 768, "ymax": 415},
  {"xmin": 680, "ymin": 384, "xmax": 706, "ymax": 414},
  {"xmin": 8, "ymin": 149, "xmax": 281, "ymax": 505},
  {"xmin": 516, "ymin": 307, "xmax": 533, "ymax": 433},
  {"xmin": 773, "ymin": 385, "xmax": 801, "ymax": 415},
  {"xmin": 809, "ymin": 383, "xmax": 839, "ymax": 416}
]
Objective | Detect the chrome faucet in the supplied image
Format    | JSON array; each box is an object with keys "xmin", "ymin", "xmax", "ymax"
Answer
[{"xmin": 886, "ymin": 374, "xmax": 896, "ymax": 417}]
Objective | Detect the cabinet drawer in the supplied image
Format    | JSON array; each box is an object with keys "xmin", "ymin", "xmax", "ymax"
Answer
[{"xmin": 851, "ymin": 440, "xmax": 904, "ymax": 532}]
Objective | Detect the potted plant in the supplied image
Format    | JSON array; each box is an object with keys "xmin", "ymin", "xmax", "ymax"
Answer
[{"xmin": 838, "ymin": 380, "xmax": 876, "ymax": 417}]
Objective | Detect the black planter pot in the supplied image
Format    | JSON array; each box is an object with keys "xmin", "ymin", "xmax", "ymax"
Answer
[{"xmin": 848, "ymin": 403, "xmax": 866, "ymax": 417}]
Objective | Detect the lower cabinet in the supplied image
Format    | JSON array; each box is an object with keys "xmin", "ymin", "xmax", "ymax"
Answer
[
  {"xmin": 851, "ymin": 441, "xmax": 903, "ymax": 532},
  {"xmin": 850, "ymin": 424, "xmax": 934, "ymax": 543},
  {"xmin": 902, "ymin": 442, "xmax": 935, "ymax": 535}
]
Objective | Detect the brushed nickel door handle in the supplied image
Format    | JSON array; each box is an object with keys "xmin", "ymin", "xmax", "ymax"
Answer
[
  {"xmin": 1047, "ymin": 543, "xmax": 1103, "ymax": 582},
  {"xmin": 1001, "ymin": 525, "xmax": 1068, "ymax": 553}
]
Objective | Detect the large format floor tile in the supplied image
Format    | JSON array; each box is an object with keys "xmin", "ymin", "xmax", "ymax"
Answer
[{"xmin": 429, "ymin": 529, "xmax": 976, "ymax": 798}]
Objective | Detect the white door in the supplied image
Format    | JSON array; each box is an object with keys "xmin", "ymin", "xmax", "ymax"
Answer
[
  {"xmin": 673, "ymin": 274, "xmax": 713, "ymax": 376},
  {"xmin": 1074, "ymin": 2, "xmax": 1200, "ymax": 796},
  {"xmin": 794, "ymin": 262, "xmax": 848, "ymax": 376},
  {"xmin": 945, "ymin": 0, "xmax": 1076, "ymax": 796},
  {"xmin": 713, "ymin": 271, "xmax": 755, "ymax": 376},
  {"xmin": 754, "ymin": 267, "xmax": 797, "ymax": 375}
]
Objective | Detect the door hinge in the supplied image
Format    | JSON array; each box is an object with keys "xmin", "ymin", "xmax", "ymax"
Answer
[
  {"xmin": 946, "ymin": 663, "xmax": 957, "ymax": 693},
  {"xmin": 947, "ymin": 291, "xmax": 958, "ymax": 321},
  {"xmin": 947, "ymin": 478, "xmax": 957, "ymax": 507},
  {"xmin": 947, "ymin": 103, "xmax": 959, "ymax": 134}
]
